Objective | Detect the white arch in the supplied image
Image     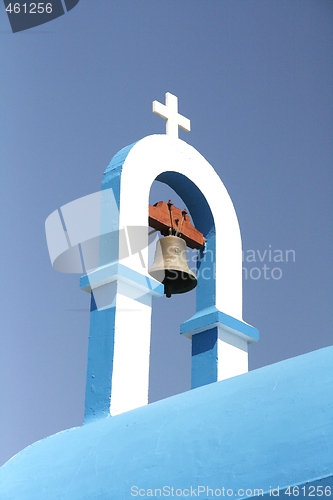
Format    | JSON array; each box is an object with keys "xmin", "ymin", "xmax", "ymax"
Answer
[
  {"xmin": 83, "ymin": 134, "xmax": 253, "ymax": 417},
  {"xmin": 118, "ymin": 134, "xmax": 243, "ymax": 321}
]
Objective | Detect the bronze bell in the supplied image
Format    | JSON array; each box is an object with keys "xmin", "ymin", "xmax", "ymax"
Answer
[{"xmin": 149, "ymin": 235, "xmax": 197, "ymax": 298}]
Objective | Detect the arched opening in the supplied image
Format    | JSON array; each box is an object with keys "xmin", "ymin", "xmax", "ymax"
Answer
[
  {"xmin": 148, "ymin": 171, "xmax": 216, "ymax": 402},
  {"xmin": 148, "ymin": 180, "xmax": 196, "ymax": 402}
]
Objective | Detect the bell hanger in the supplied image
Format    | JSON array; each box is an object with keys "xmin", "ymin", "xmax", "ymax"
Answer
[{"xmin": 148, "ymin": 200, "xmax": 205, "ymax": 298}]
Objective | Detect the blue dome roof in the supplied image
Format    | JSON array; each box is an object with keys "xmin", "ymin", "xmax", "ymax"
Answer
[{"xmin": 1, "ymin": 347, "xmax": 332, "ymax": 499}]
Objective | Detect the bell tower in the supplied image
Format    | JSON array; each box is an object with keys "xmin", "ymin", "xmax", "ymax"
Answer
[{"xmin": 45, "ymin": 92, "xmax": 259, "ymax": 421}]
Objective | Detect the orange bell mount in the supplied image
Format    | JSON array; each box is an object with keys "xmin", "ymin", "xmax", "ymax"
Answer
[{"xmin": 148, "ymin": 200, "xmax": 205, "ymax": 249}]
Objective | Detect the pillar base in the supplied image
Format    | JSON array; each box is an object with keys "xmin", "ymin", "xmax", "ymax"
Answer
[{"xmin": 181, "ymin": 307, "xmax": 259, "ymax": 387}]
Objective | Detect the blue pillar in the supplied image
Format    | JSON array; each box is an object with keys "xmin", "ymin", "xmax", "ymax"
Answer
[
  {"xmin": 192, "ymin": 327, "xmax": 218, "ymax": 388},
  {"xmin": 84, "ymin": 294, "xmax": 116, "ymax": 422}
]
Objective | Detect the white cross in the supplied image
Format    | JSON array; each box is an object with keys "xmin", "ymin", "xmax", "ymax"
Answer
[{"xmin": 152, "ymin": 92, "xmax": 191, "ymax": 138}]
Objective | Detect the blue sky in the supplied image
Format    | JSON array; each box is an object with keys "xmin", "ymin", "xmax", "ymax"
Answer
[{"xmin": 1, "ymin": 0, "xmax": 332, "ymax": 465}]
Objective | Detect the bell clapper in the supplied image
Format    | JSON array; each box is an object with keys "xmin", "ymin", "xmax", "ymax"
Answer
[{"xmin": 167, "ymin": 200, "xmax": 174, "ymax": 234}]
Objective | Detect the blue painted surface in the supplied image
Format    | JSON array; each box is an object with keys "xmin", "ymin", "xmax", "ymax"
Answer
[
  {"xmin": 84, "ymin": 295, "xmax": 116, "ymax": 423},
  {"xmin": 102, "ymin": 142, "xmax": 137, "ymax": 195},
  {"xmin": 1, "ymin": 347, "xmax": 332, "ymax": 499},
  {"xmin": 191, "ymin": 327, "xmax": 218, "ymax": 388}
]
